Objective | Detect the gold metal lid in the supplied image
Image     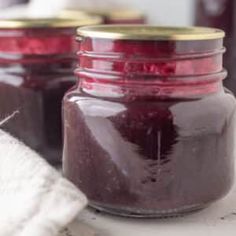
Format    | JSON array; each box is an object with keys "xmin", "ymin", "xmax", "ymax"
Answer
[
  {"xmin": 77, "ymin": 25, "xmax": 225, "ymax": 41},
  {"xmin": 0, "ymin": 16, "xmax": 102, "ymax": 29},
  {"xmin": 62, "ymin": 8, "xmax": 144, "ymax": 20}
]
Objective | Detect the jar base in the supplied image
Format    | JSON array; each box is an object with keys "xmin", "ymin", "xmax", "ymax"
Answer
[{"xmin": 89, "ymin": 202, "xmax": 209, "ymax": 218}]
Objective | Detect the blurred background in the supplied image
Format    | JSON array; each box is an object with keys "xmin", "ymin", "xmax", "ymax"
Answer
[
  {"xmin": 0, "ymin": 0, "xmax": 195, "ymax": 25},
  {"xmin": 111, "ymin": 0, "xmax": 195, "ymax": 25}
]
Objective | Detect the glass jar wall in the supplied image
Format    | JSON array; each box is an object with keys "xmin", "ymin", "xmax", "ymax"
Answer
[{"xmin": 63, "ymin": 25, "xmax": 236, "ymax": 217}]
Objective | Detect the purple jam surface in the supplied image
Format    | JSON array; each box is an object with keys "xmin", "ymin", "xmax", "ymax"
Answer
[{"xmin": 63, "ymin": 87, "xmax": 236, "ymax": 214}]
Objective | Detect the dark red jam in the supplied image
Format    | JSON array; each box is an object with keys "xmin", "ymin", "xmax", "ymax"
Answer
[
  {"xmin": 195, "ymin": 0, "xmax": 236, "ymax": 94},
  {"xmin": 63, "ymin": 26, "xmax": 236, "ymax": 217},
  {"xmin": 0, "ymin": 18, "xmax": 99, "ymax": 165}
]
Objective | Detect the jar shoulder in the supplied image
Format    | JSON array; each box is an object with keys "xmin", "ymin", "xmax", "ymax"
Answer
[
  {"xmin": 63, "ymin": 89, "xmax": 236, "ymax": 140},
  {"xmin": 64, "ymin": 89, "xmax": 236, "ymax": 118}
]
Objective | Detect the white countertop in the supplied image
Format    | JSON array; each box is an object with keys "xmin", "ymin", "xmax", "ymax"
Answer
[{"xmin": 61, "ymin": 181, "xmax": 236, "ymax": 236}]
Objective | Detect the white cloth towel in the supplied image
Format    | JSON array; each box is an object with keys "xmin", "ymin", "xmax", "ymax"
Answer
[{"xmin": 0, "ymin": 129, "xmax": 88, "ymax": 236}]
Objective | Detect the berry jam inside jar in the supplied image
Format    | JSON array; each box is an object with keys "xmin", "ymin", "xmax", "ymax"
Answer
[
  {"xmin": 0, "ymin": 17, "xmax": 100, "ymax": 165},
  {"xmin": 63, "ymin": 25, "xmax": 236, "ymax": 217},
  {"xmin": 195, "ymin": 0, "xmax": 236, "ymax": 94}
]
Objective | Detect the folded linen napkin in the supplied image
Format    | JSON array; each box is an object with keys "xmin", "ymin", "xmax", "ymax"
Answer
[{"xmin": 0, "ymin": 127, "xmax": 88, "ymax": 236}]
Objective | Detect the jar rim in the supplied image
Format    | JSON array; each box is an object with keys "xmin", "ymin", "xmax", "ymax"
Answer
[
  {"xmin": 77, "ymin": 25, "xmax": 225, "ymax": 41},
  {"xmin": 0, "ymin": 17, "xmax": 102, "ymax": 29}
]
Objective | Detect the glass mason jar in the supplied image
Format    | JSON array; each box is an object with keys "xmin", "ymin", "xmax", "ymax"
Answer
[
  {"xmin": 63, "ymin": 25, "xmax": 236, "ymax": 217},
  {"xmin": 61, "ymin": 9, "xmax": 146, "ymax": 24},
  {"xmin": 195, "ymin": 0, "xmax": 236, "ymax": 94},
  {"xmin": 0, "ymin": 17, "xmax": 101, "ymax": 165}
]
